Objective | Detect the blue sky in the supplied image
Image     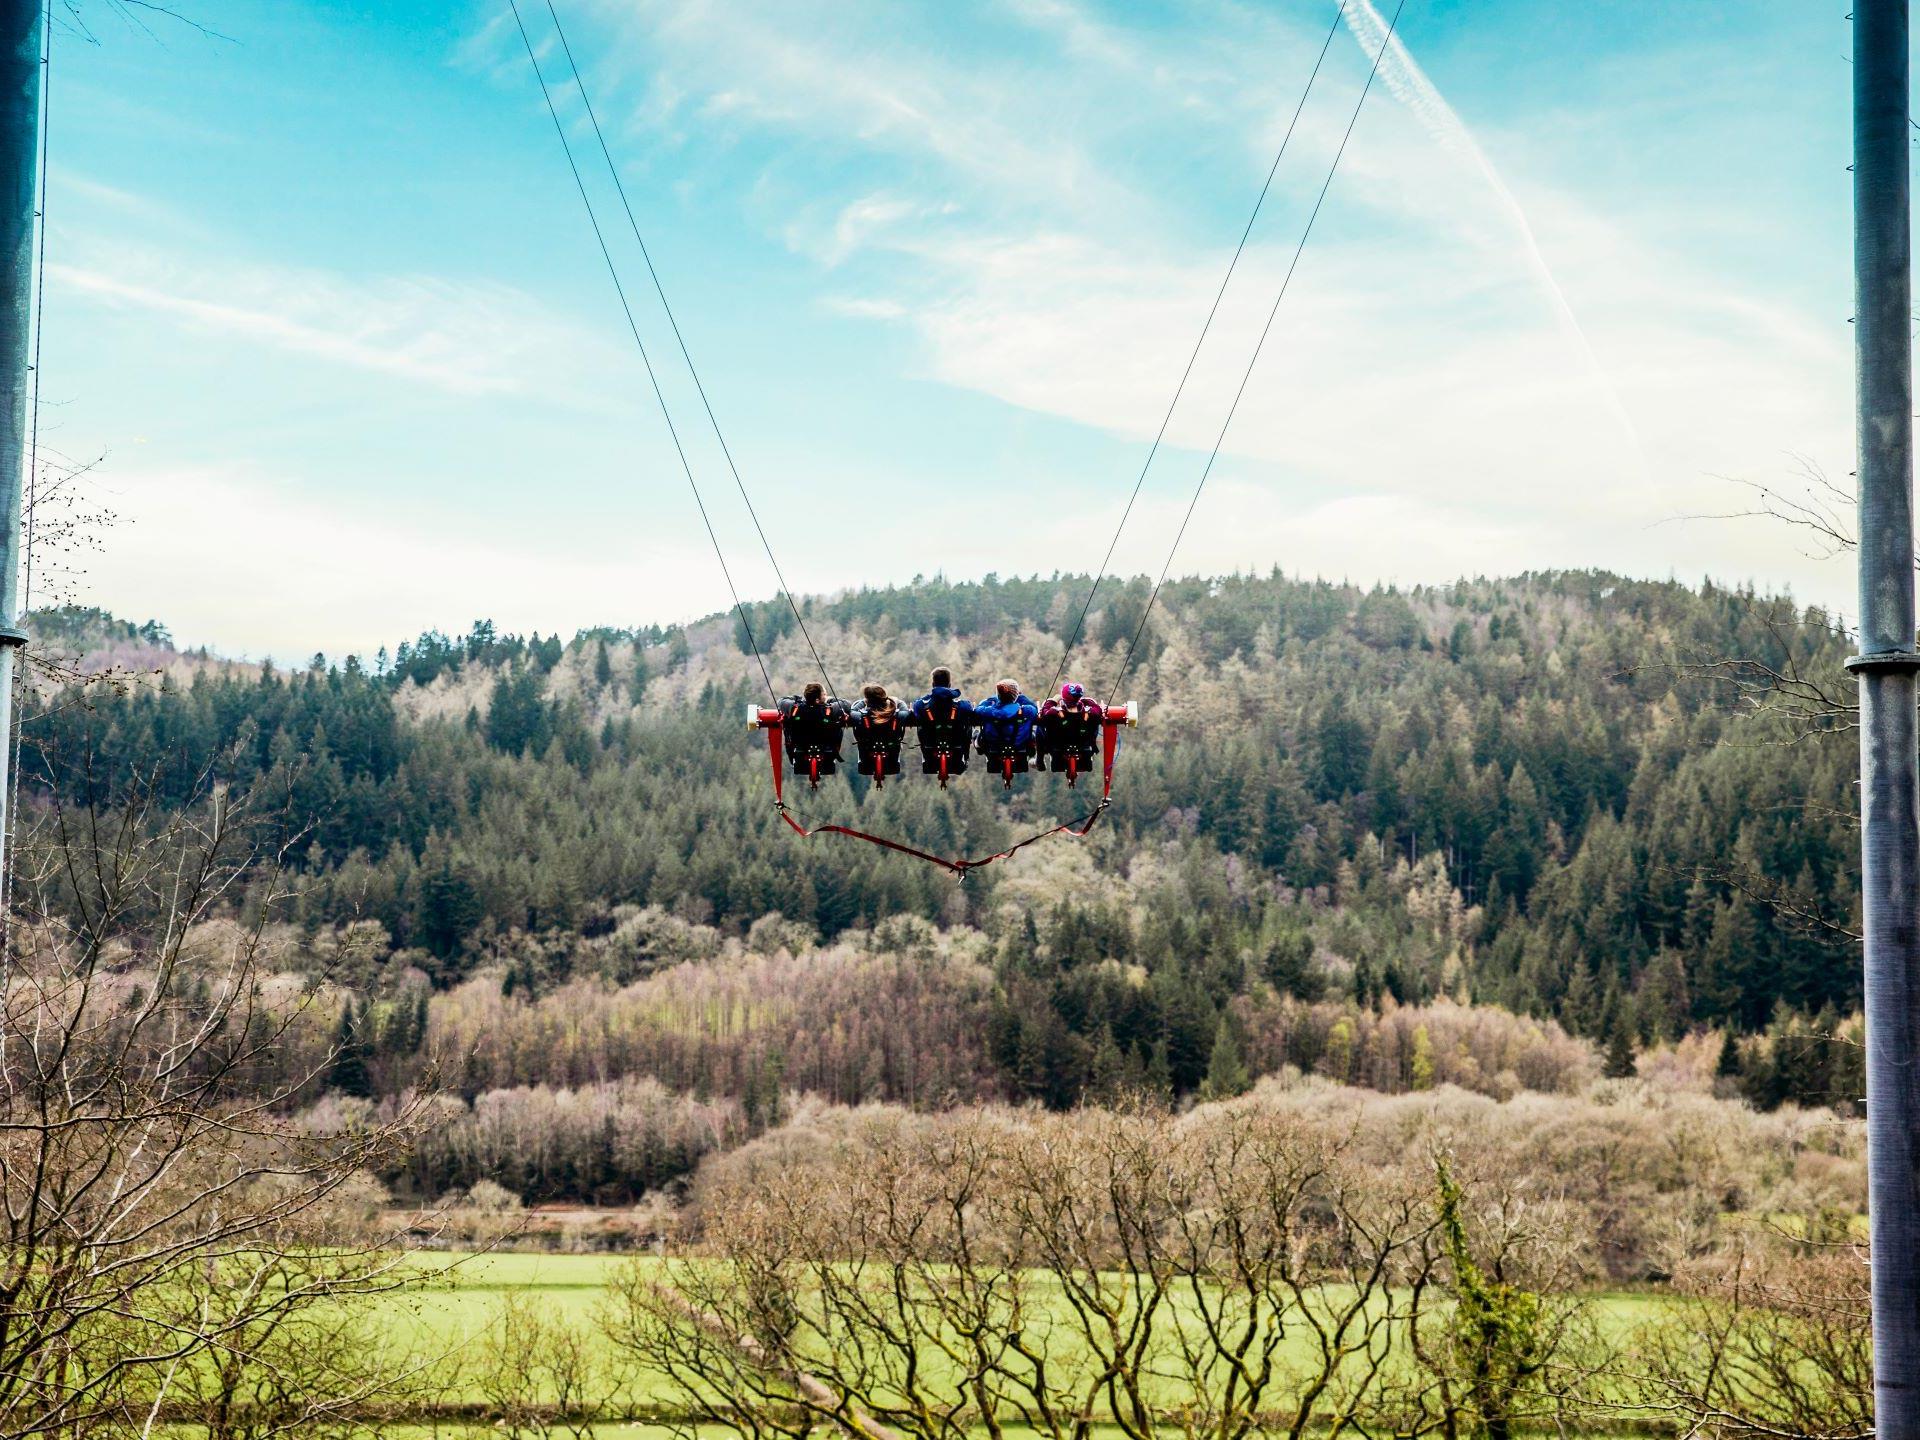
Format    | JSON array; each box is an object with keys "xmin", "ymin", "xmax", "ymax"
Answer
[{"xmin": 48, "ymin": 0, "xmax": 1857, "ymax": 659}]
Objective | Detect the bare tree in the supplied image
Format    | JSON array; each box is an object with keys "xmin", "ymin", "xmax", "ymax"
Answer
[
  {"xmin": 989, "ymin": 1105, "xmax": 1181, "ymax": 1440},
  {"xmin": 603, "ymin": 1114, "xmax": 972, "ymax": 1440},
  {"xmin": 0, "ymin": 739, "xmax": 434, "ymax": 1438},
  {"xmin": 1654, "ymin": 600, "xmax": 1858, "ymax": 743},
  {"xmin": 1694, "ymin": 462, "xmax": 1864, "ymax": 567},
  {"xmin": 476, "ymin": 1291, "xmax": 613, "ymax": 1440},
  {"xmin": 605, "ymin": 1102, "xmax": 1447, "ymax": 1440},
  {"xmin": 1160, "ymin": 1105, "xmax": 1435, "ymax": 1440},
  {"xmin": 1619, "ymin": 1231, "xmax": 1873, "ymax": 1440},
  {"xmin": 1644, "ymin": 463, "xmax": 1862, "ymax": 740},
  {"xmin": 129, "ymin": 1233, "xmax": 444, "ymax": 1440},
  {"xmin": 1380, "ymin": 1152, "xmax": 1606, "ymax": 1440}
]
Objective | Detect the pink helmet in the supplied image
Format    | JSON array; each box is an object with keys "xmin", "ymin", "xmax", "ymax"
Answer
[{"xmin": 1061, "ymin": 682, "xmax": 1084, "ymax": 703}]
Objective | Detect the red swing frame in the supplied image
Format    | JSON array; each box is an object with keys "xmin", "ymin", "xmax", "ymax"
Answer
[{"xmin": 749, "ymin": 702, "xmax": 1138, "ymax": 876}]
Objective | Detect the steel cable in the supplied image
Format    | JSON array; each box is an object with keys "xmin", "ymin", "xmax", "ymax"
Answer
[
  {"xmin": 1101, "ymin": 0, "xmax": 1407, "ymax": 709},
  {"xmin": 506, "ymin": 0, "xmax": 779, "ymax": 704},
  {"xmin": 1045, "ymin": 0, "xmax": 1352, "ymax": 701},
  {"xmin": 543, "ymin": 0, "xmax": 842, "ymax": 703}
]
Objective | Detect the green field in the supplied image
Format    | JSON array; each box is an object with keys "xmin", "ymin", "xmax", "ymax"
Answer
[
  {"xmin": 404, "ymin": 1249, "xmax": 628, "ymax": 1361},
  {"xmin": 367, "ymin": 1250, "xmax": 1667, "ymax": 1437}
]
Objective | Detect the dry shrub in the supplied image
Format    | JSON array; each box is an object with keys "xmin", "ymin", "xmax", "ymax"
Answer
[
  {"xmin": 1238, "ymin": 995, "xmax": 1596, "ymax": 1099},
  {"xmin": 427, "ymin": 939, "xmax": 997, "ymax": 1106},
  {"xmin": 1621, "ymin": 1230, "xmax": 1872, "ymax": 1439},
  {"xmin": 1636, "ymin": 1027, "xmax": 1734, "ymax": 1096},
  {"xmin": 614, "ymin": 1063, "xmax": 1865, "ymax": 1439},
  {"xmin": 390, "ymin": 1074, "xmax": 744, "ymax": 1203},
  {"xmin": 699, "ymin": 1073, "xmax": 1863, "ymax": 1287},
  {"xmin": 614, "ymin": 1099, "xmax": 1588, "ymax": 1440},
  {"xmin": 1243, "ymin": 1073, "xmax": 1863, "ymax": 1281}
]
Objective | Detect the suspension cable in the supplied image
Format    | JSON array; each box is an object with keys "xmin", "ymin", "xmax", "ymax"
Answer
[
  {"xmin": 505, "ymin": 0, "xmax": 779, "ymax": 704},
  {"xmin": 541, "ymin": 0, "xmax": 842, "ymax": 703},
  {"xmin": 1101, "ymin": 0, "xmax": 1406, "ymax": 709},
  {"xmin": 2, "ymin": 0, "xmax": 51, "ymax": 956},
  {"xmin": 1045, "ymin": 0, "xmax": 1351, "ymax": 702}
]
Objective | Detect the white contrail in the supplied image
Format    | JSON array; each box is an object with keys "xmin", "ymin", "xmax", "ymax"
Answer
[{"xmin": 1342, "ymin": 0, "xmax": 1646, "ymax": 473}]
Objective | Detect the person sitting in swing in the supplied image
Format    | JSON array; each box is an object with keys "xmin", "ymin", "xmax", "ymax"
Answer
[
  {"xmin": 850, "ymin": 683, "xmax": 909, "ymax": 780},
  {"xmin": 779, "ymin": 681, "xmax": 850, "ymax": 781},
  {"xmin": 1038, "ymin": 681, "xmax": 1105, "ymax": 775},
  {"xmin": 911, "ymin": 667, "xmax": 974, "ymax": 777},
  {"xmin": 975, "ymin": 678, "xmax": 1038, "ymax": 773}
]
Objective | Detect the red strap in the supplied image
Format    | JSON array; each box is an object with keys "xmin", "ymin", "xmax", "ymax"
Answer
[
  {"xmin": 761, "ymin": 718, "xmax": 1122, "ymax": 877},
  {"xmin": 767, "ymin": 724, "xmax": 787, "ymax": 806}
]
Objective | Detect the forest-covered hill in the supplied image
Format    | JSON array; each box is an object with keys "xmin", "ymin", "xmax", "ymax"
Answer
[{"xmin": 17, "ymin": 568, "xmax": 1861, "ymax": 1138}]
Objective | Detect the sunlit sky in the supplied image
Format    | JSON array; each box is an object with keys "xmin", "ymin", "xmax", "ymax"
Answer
[{"xmin": 50, "ymin": 0, "xmax": 1860, "ymax": 660}]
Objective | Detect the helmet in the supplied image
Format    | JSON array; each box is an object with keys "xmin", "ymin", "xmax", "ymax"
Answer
[{"xmin": 1061, "ymin": 682, "xmax": 1084, "ymax": 703}]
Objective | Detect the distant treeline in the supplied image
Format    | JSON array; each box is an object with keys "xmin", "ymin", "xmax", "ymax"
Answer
[{"xmin": 20, "ymin": 568, "xmax": 1861, "ymax": 1114}]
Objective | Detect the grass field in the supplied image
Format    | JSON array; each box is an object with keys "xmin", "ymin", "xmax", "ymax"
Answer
[
  {"xmin": 405, "ymin": 1249, "xmax": 626, "ymax": 1353},
  {"xmin": 369, "ymin": 1249, "xmax": 1669, "ymax": 1437}
]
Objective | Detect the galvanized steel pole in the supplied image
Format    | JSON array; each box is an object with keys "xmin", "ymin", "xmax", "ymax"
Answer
[
  {"xmin": 1849, "ymin": 0, "xmax": 1920, "ymax": 1431},
  {"xmin": 0, "ymin": 0, "xmax": 36, "ymax": 916}
]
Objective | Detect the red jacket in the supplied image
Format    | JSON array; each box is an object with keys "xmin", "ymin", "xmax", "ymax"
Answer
[{"xmin": 1040, "ymin": 695, "xmax": 1104, "ymax": 725}]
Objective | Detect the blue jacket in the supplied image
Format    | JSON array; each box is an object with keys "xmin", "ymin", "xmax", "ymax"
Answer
[
  {"xmin": 912, "ymin": 686, "xmax": 974, "ymax": 731},
  {"xmin": 974, "ymin": 692, "xmax": 1038, "ymax": 752}
]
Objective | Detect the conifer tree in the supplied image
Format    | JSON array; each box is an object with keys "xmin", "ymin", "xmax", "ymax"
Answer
[
  {"xmin": 409, "ymin": 989, "xmax": 430, "ymax": 1053},
  {"xmin": 1602, "ymin": 1019, "xmax": 1637, "ymax": 1080},
  {"xmin": 1144, "ymin": 1040, "xmax": 1173, "ymax": 1100},
  {"xmin": 1088, "ymin": 1029, "xmax": 1128, "ymax": 1103},
  {"xmin": 1261, "ymin": 928, "xmax": 1320, "ymax": 999},
  {"xmin": 1202, "ymin": 1015, "xmax": 1250, "ymax": 1099},
  {"xmin": 328, "ymin": 1001, "xmax": 372, "ymax": 1099},
  {"xmin": 1714, "ymin": 1029, "xmax": 1742, "ymax": 1081}
]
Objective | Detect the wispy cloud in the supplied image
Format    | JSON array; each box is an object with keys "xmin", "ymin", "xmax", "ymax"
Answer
[
  {"xmin": 554, "ymin": 0, "xmax": 1846, "ymax": 589},
  {"xmin": 567, "ymin": 0, "xmax": 1159, "ymax": 218},
  {"xmin": 1338, "ymin": 0, "xmax": 1644, "ymax": 471},
  {"xmin": 51, "ymin": 239, "xmax": 631, "ymax": 404},
  {"xmin": 62, "ymin": 0, "xmax": 1846, "ymax": 656},
  {"xmin": 56, "ymin": 264, "xmax": 537, "ymax": 395}
]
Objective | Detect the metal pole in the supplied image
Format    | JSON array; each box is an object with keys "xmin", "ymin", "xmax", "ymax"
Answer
[
  {"xmin": 1849, "ymin": 0, "xmax": 1920, "ymax": 1431},
  {"xmin": 0, "ymin": 0, "xmax": 36, "ymax": 909}
]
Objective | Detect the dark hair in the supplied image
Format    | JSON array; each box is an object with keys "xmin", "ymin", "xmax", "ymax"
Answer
[
  {"xmin": 803, "ymin": 681, "xmax": 825, "ymax": 704},
  {"xmin": 863, "ymin": 683, "xmax": 888, "ymax": 707},
  {"xmin": 931, "ymin": 667, "xmax": 952, "ymax": 687}
]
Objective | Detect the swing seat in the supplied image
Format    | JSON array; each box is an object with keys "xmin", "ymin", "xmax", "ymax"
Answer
[
  {"xmin": 1038, "ymin": 741, "xmax": 1098, "ymax": 770},
  {"xmin": 749, "ymin": 699, "xmax": 1138, "ymax": 876},
  {"xmin": 792, "ymin": 750, "xmax": 840, "ymax": 777},
  {"xmin": 920, "ymin": 745, "xmax": 970, "ymax": 776}
]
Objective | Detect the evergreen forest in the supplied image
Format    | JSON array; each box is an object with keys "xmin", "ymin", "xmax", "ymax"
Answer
[{"xmin": 19, "ymin": 567, "xmax": 1864, "ymax": 1203}]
